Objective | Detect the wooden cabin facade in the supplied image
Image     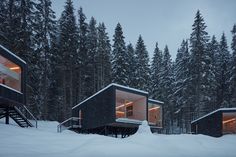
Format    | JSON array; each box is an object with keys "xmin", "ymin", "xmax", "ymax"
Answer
[
  {"xmin": 191, "ymin": 108, "xmax": 236, "ymax": 137},
  {"xmin": 64, "ymin": 84, "xmax": 163, "ymax": 136},
  {"xmin": 0, "ymin": 45, "xmax": 27, "ymax": 107},
  {"xmin": 0, "ymin": 45, "xmax": 36, "ymax": 128}
]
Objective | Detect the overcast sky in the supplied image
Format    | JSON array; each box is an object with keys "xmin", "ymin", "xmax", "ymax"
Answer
[{"xmin": 51, "ymin": 0, "xmax": 236, "ymax": 59}]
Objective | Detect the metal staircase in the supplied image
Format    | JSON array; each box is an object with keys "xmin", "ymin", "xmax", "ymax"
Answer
[{"xmin": 0, "ymin": 105, "xmax": 37, "ymax": 128}]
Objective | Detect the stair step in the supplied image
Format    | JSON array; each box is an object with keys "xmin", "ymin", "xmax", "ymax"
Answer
[
  {"xmin": 0, "ymin": 106, "xmax": 35, "ymax": 128},
  {"xmin": 9, "ymin": 113, "xmax": 19, "ymax": 116}
]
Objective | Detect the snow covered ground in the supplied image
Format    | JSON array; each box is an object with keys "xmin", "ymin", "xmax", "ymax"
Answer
[{"xmin": 0, "ymin": 119, "xmax": 236, "ymax": 157}]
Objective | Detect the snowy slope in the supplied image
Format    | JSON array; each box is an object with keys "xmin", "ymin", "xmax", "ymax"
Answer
[{"xmin": 0, "ymin": 119, "xmax": 236, "ymax": 157}]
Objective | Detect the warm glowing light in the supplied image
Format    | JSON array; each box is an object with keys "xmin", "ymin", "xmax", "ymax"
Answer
[
  {"xmin": 116, "ymin": 111, "xmax": 125, "ymax": 114},
  {"xmin": 149, "ymin": 106, "xmax": 160, "ymax": 111},
  {"xmin": 10, "ymin": 67, "xmax": 20, "ymax": 70},
  {"xmin": 223, "ymin": 118, "xmax": 236, "ymax": 124},
  {"xmin": 116, "ymin": 102, "xmax": 133, "ymax": 109}
]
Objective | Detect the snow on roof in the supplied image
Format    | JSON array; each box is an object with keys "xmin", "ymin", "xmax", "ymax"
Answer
[
  {"xmin": 72, "ymin": 83, "xmax": 148, "ymax": 109},
  {"xmin": 0, "ymin": 45, "xmax": 27, "ymax": 64},
  {"xmin": 191, "ymin": 108, "xmax": 236, "ymax": 124},
  {"xmin": 112, "ymin": 83, "xmax": 148, "ymax": 95},
  {"xmin": 72, "ymin": 83, "xmax": 113, "ymax": 109},
  {"xmin": 148, "ymin": 99, "xmax": 164, "ymax": 104}
]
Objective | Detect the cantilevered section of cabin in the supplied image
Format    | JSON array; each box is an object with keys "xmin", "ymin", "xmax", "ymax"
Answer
[
  {"xmin": 68, "ymin": 83, "xmax": 163, "ymax": 135},
  {"xmin": 0, "ymin": 45, "xmax": 37, "ymax": 128},
  {"xmin": 148, "ymin": 99, "xmax": 163, "ymax": 128},
  {"xmin": 0, "ymin": 45, "xmax": 26, "ymax": 106}
]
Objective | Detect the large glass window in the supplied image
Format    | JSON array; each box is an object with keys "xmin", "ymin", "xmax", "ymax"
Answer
[
  {"xmin": 115, "ymin": 89, "xmax": 146, "ymax": 121},
  {"xmin": 148, "ymin": 102, "xmax": 162, "ymax": 127},
  {"xmin": 222, "ymin": 112, "xmax": 236, "ymax": 134},
  {"xmin": 0, "ymin": 54, "xmax": 21, "ymax": 92}
]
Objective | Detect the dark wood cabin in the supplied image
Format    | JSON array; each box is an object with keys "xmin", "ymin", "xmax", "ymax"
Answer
[
  {"xmin": 191, "ymin": 108, "xmax": 236, "ymax": 137},
  {"xmin": 66, "ymin": 83, "xmax": 163, "ymax": 136},
  {"xmin": 0, "ymin": 45, "xmax": 36, "ymax": 127}
]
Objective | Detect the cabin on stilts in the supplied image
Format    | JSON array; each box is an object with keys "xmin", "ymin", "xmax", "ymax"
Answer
[
  {"xmin": 58, "ymin": 83, "xmax": 163, "ymax": 137},
  {"xmin": 0, "ymin": 45, "xmax": 37, "ymax": 128}
]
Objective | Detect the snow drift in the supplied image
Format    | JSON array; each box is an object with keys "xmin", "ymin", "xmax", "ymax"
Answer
[{"xmin": 0, "ymin": 119, "xmax": 236, "ymax": 157}]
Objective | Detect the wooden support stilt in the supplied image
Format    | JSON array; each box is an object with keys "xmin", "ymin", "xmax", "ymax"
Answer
[{"xmin": 5, "ymin": 106, "xmax": 9, "ymax": 124}]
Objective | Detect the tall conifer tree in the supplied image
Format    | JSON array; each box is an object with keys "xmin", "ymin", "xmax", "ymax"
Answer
[
  {"xmin": 77, "ymin": 7, "xmax": 88, "ymax": 102},
  {"xmin": 135, "ymin": 35, "xmax": 150, "ymax": 91},
  {"xmin": 97, "ymin": 23, "xmax": 112, "ymax": 89},
  {"xmin": 215, "ymin": 33, "xmax": 230, "ymax": 108},
  {"xmin": 189, "ymin": 10, "xmax": 214, "ymax": 118},
  {"xmin": 230, "ymin": 24, "xmax": 236, "ymax": 107},
  {"xmin": 126, "ymin": 43, "xmax": 136, "ymax": 88},
  {"xmin": 58, "ymin": 0, "xmax": 78, "ymax": 119},
  {"xmin": 150, "ymin": 42, "xmax": 163, "ymax": 99},
  {"xmin": 173, "ymin": 40, "xmax": 191, "ymax": 132},
  {"xmin": 112, "ymin": 23, "xmax": 128, "ymax": 85}
]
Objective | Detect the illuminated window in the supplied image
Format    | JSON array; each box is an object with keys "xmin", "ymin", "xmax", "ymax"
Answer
[
  {"xmin": 148, "ymin": 102, "xmax": 162, "ymax": 127},
  {"xmin": 0, "ymin": 54, "xmax": 22, "ymax": 92},
  {"xmin": 223, "ymin": 112, "xmax": 236, "ymax": 134},
  {"xmin": 126, "ymin": 106, "xmax": 133, "ymax": 117},
  {"xmin": 115, "ymin": 89, "xmax": 146, "ymax": 121}
]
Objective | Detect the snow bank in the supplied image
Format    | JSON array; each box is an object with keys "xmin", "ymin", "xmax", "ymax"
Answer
[{"xmin": 0, "ymin": 120, "xmax": 236, "ymax": 157}]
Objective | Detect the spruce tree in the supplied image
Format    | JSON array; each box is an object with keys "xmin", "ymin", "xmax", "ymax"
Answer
[
  {"xmin": 150, "ymin": 42, "xmax": 163, "ymax": 99},
  {"xmin": 47, "ymin": 29, "xmax": 63, "ymax": 121},
  {"xmin": 173, "ymin": 40, "xmax": 191, "ymax": 132},
  {"xmin": 112, "ymin": 23, "xmax": 129, "ymax": 85},
  {"xmin": 126, "ymin": 43, "xmax": 137, "ymax": 88},
  {"xmin": 208, "ymin": 35, "xmax": 220, "ymax": 110},
  {"xmin": 215, "ymin": 33, "xmax": 230, "ymax": 108},
  {"xmin": 159, "ymin": 46, "xmax": 172, "ymax": 101},
  {"xmin": 230, "ymin": 24, "xmax": 236, "ymax": 107},
  {"xmin": 77, "ymin": 7, "xmax": 88, "ymax": 102},
  {"xmin": 189, "ymin": 10, "xmax": 213, "ymax": 118},
  {"xmin": 97, "ymin": 23, "xmax": 112, "ymax": 89},
  {"xmin": 33, "ymin": 0, "xmax": 57, "ymax": 120},
  {"xmin": 58, "ymin": 0, "xmax": 78, "ymax": 119},
  {"xmin": 135, "ymin": 35, "xmax": 150, "ymax": 91},
  {"xmin": 86, "ymin": 17, "xmax": 98, "ymax": 96},
  {"xmin": 159, "ymin": 45, "xmax": 173, "ymax": 133}
]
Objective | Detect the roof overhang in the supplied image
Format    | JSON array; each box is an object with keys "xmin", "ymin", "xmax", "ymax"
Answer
[{"xmin": 191, "ymin": 108, "xmax": 236, "ymax": 124}]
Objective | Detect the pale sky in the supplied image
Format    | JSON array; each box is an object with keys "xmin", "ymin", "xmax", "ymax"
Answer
[{"xmin": 51, "ymin": 0, "xmax": 236, "ymax": 59}]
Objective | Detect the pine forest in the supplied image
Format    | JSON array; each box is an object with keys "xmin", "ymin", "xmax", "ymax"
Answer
[{"xmin": 1, "ymin": 0, "xmax": 236, "ymax": 134}]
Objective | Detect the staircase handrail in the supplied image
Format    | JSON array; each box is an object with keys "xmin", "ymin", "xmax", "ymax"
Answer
[
  {"xmin": 22, "ymin": 105, "xmax": 37, "ymax": 128},
  {"xmin": 16, "ymin": 105, "xmax": 37, "ymax": 128},
  {"xmin": 57, "ymin": 117, "xmax": 81, "ymax": 133}
]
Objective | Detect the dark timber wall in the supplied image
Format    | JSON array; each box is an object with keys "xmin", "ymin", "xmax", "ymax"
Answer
[
  {"xmin": 191, "ymin": 109, "xmax": 236, "ymax": 137},
  {"xmin": 73, "ymin": 86, "xmax": 115, "ymax": 129},
  {"xmin": 72, "ymin": 84, "xmax": 149, "ymax": 130},
  {"xmin": 191, "ymin": 111, "xmax": 222, "ymax": 137}
]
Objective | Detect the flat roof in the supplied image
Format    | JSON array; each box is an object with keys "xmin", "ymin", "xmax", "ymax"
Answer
[
  {"xmin": 72, "ymin": 83, "xmax": 149, "ymax": 109},
  {"xmin": 191, "ymin": 108, "xmax": 236, "ymax": 124},
  {"xmin": 148, "ymin": 99, "xmax": 164, "ymax": 104},
  {"xmin": 0, "ymin": 45, "xmax": 26, "ymax": 64}
]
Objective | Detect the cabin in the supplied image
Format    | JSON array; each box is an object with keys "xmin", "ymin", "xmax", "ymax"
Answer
[
  {"xmin": 58, "ymin": 83, "xmax": 163, "ymax": 137},
  {"xmin": 191, "ymin": 108, "xmax": 236, "ymax": 137},
  {"xmin": 0, "ymin": 45, "xmax": 37, "ymax": 128}
]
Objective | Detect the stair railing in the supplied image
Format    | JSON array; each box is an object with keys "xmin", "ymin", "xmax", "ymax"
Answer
[
  {"xmin": 17, "ymin": 105, "xmax": 38, "ymax": 128},
  {"xmin": 57, "ymin": 117, "xmax": 81, "ymax": 133}
]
